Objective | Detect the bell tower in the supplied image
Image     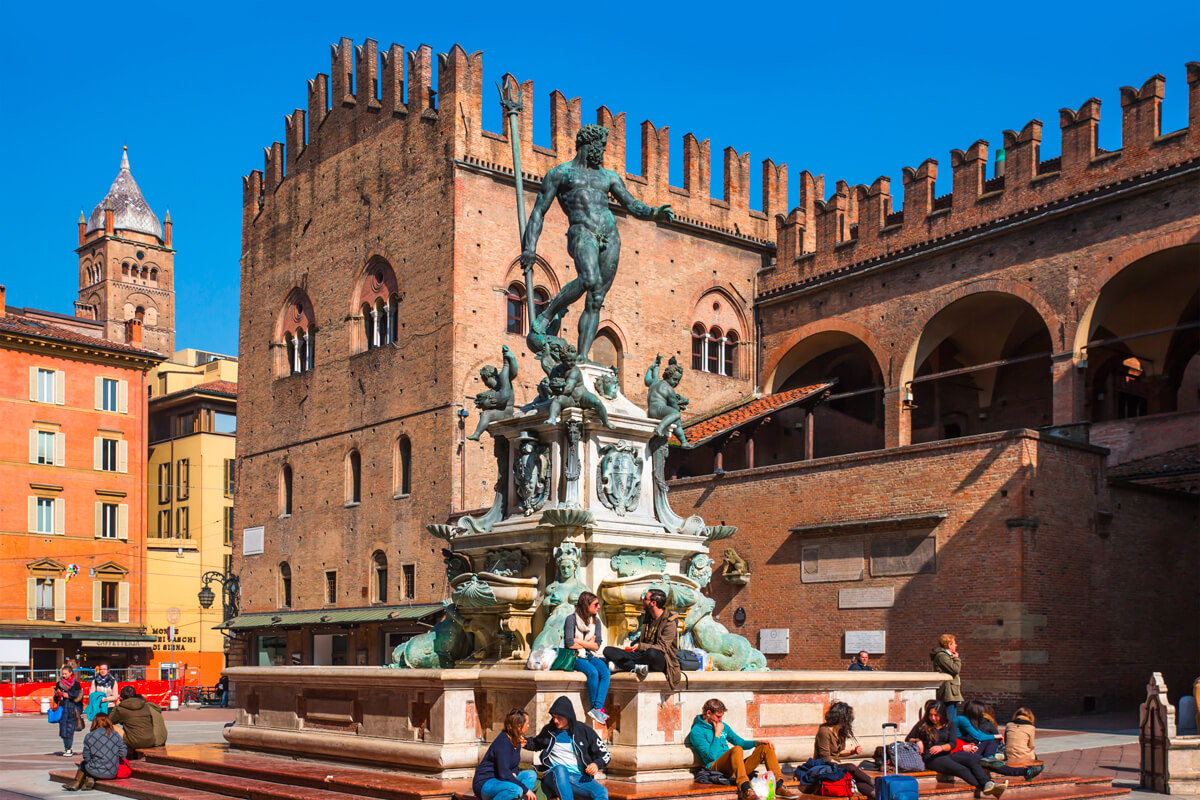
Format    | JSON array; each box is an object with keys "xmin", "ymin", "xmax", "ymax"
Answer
[{"xmin": 76, "ymin": 147, "xmax": 176, "ymax": 355}]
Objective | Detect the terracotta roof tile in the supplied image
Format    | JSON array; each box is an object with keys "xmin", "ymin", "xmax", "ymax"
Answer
[
  {"xmin": 155, "ymin": 379, "xmax": 238, "ymax": 402},
  {"xmin": 0, "ymin": 314, "xmax": 163, "ymax": 358},
  {"xmin": 683, "ymin": 381, "xmax": 836, "ymax": 446},
  {"xmin": 1108, "ymin": 443, "xmax": 1200, "ymax": 479}
]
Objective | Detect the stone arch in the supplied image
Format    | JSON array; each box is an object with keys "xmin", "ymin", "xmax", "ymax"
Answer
[
  {"xmin": 350, "ymin": 255, "xmax": 401, "ymax": 314},
  {"xmin": 592, "ymin": 321, "xmax": 627, "ymax": 391},
  {"xmin": 1072, "ymin": 240, "xmax": 1200, "ymax": 421},
  {"xmin": 276, "ymin": 288, "xmax": 318, "ymax": 377},
  {"xmin": 688, "ymin": 284, "xmax": 750, "ymax": 340},
  {"xmin": 763, "ymin": 318, "xmax": 887, "ymax": 393},
  {"xmin": 275, "ymin": 287, "xmax": 317, "ymax": 341},
  {"xmin": 900, "ymin": 290, "xmax": 1055, "ymax": 444},
  {"xmin": 897, "ymin": 282, "xmax": 1059, "ymax": 393},
  {"xmin": 503, "ymin": 254, "xmax": 562, "ymax": 296}
]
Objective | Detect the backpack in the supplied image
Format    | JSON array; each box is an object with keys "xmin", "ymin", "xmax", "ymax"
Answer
[{"xmin": 678, "ymin": 650, "xmax": 702, "ymax": 671}]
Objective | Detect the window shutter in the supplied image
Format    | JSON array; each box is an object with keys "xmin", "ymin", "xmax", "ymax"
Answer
[
  {"xmin": 28, "ymin": 496, "xmax": 36, "ymax": 533},
  {"xmin": 27, "ymin": 578, "xmax": 36, "ymax": 621},
  {"xmin": 118, "ymin": 380, "xmax": 128, "ymax": 413},
  {"xmin": 118, "ymin": 582, "xmax": 130, "ymax": 623},
  {"xmin": 54, "ymin": 579, "xmax": 66, "ymax": 622},
  {"xmin": 118, "ymin": 440, "xmax": 128, "ymax": 473},
  {"xmin": 95, "ymin": 376, "xmax": 103, "ymax": 409},
  {"xmin": 118, "ymin": 504, "xmax": 128, "ymax": 540},
  {"xmin": 92, "ymin": 581, "xmax": 101, "ymax": 622},
  {"xmin": 95, "ymin": 502, "xmax": 103, "ymax": 538},
  {"xmin": 55, "ymin": 432, "xmax": 66, "ymax": 467},
  {"xmin": 55, "ymin": 498, "xmax": 65, "ymax": 534},
  {"xmin": 29, "ymin": 430, "xmax": 37, "ymax": 464},
  {"xmin": 29, "ymin": 367, "xmax": 38, "ymax": 401},
  {"xmin": 93, "ymin": 437, "xmax": 102, "ymax": 470},
  {"xmin": 55, "ymin": 370, "xmax": 65, "ymax": 405}
]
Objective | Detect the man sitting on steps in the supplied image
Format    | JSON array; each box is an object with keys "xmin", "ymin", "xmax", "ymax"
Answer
[{"xmin": 686, "ymin": 698, "xmax": 800, "ymax": 800}]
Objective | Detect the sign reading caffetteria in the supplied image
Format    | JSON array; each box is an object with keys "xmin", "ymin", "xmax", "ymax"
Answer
[{"xmin": 81, "ymin": 640, "xmax": 146, "ymax": 649}]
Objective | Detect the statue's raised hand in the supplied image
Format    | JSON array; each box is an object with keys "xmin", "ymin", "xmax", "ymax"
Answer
[
  {"xmin": 519, "ymin": 250, "xmax": 538, "ymax": 269},
  {"xmin": 653, "ymin": 205, "xmax": 674, "ymax": 222}
]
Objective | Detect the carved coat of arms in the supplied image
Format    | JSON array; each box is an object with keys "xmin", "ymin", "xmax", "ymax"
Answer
[
  {"xmin": 597, "ymin": 441, "xmax": 642, "ymax": 515},
  {"xmin": 514, "ymin": 432, "xmax": 550, "ymax": 515}
]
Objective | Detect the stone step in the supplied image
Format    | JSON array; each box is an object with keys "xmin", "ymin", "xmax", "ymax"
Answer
[
  {"xmin": 49, "ymin": 770, "xmax": 232, "ymax": 800},
  {"xmin": 127, "ymin": 761, "xmax": 384, "ymax": 800},
  {"xmin": 143, "ymin": 745, "xmax": 468, "ymax": 800}
]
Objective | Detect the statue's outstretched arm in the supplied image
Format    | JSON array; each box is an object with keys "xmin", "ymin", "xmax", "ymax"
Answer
[
  {"xmin": 644, "ymin": 354, "xmax": 662, "ymax": 387},
  {"xmin": 610, "ymin": 172, "xmax": 672, "ymax": 221},
  {"xmin": 501, "ymin": 344, "xmax": 518, "ymax": 382},
  {"xmin": 521, "ymin": 170, "xmax": 561, "ymax": 258}
]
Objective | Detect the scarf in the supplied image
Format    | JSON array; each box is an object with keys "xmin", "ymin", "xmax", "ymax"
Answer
[
  {"xmin": 574, "ymin": 612, "xmax": 595, "ymax": 642},
  {"xmin": 59, "ymin": 675, "xmax": 76, "ymax": 688}
]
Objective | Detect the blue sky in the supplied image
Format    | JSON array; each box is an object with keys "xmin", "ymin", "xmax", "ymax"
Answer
[{"xmin": 2, "ymin": 1, "xmax": 1197, "ymax": 356}]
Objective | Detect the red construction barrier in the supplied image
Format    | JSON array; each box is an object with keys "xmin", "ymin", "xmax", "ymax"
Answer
[{"xmin": 2, "ymin": 680, "xmax": 175, "ymax": 714}]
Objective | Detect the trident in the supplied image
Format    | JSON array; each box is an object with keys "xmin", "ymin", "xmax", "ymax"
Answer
[{"xmin": 498, "ymin": 76, "xmax": 537, "ymax": 330}]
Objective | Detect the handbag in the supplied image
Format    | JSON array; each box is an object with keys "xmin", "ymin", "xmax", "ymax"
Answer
[
  {"xmin": 876, "ymin": 741, "xmax": 925, "ymax": 772},
  {"xmin": 47, "ymin": 705, "xmax": 63, "ymax": 723},
  {"xmin": 677, "ymin": 650, "xmax": 702, "ymax": 671},
  {"xmin": 550, "ymin": 647, "xmax": 577, "ymax": 671},
  {"xmin": 116, "ymin": 759, "xmax": 132, "ymax": 779},
  {"xmin": 819, "ymin": 774, "xmax": 855, "ymax": 797}
]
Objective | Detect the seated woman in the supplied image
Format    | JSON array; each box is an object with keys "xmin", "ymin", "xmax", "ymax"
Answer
[
  {"xmin": 1003, "ymin": 708, "xmax": 1038, "ymax": 766},
  {"xmin": 954, "ymin": 701, "xmax": 1043, "ymax": 782},
  {"xmin": 473, "ymin": 708, "xmax": 537, "ymax": 800},
  {"xmin": 813, "ymin": 702, "xmax": 876, "ymax": 800},
  {"xmin": 906, "ymin": 700, "xmax": 1005, "ymax": 798},
  {"xmin": 64, "ymin": 712, "xmax": 127, "ymax": 791},
  {"xmin": 565, "ymin": 592, "xmax": 610, "ymax": 725}
]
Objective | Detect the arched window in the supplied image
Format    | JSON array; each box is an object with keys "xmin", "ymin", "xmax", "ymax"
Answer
[
  {"xmin": 346, "ymin": 450, "xmax": 362, "ymax": 505},
  {"xmin": 691, "ymin": 324, "xmax": 706, "ymax": 370},
  {"xmin": 533, "ymin": 288, "xmax": 550, "ymax": 322},
  {"xmin": 707, "ymin": 327, "xmax": 722, "ymax": 374},
  {"xmin": 372, "ymin": 551, "xmax": 388, "ymax": 604},
  {"xmin": 280, "ymin": 464, "xmax": 293, "ymax": 516},
  {"xmin": 278, "ymin": 562, "xmax": 292, "ymax": 608},
  {"xmin": 388, "ymin": 292, "xmax": 400, "ymax": 343},
  {"xmin": 723, "ymin": 330, "xmax": 739, "ymax": 378},
  {"xmin": 277, "ymin": 290, "xmax": 317, "ymax": 377},
  {"xmin": 375, "ymin": 298, "xmax": 387, "ymax": 347},
  {"xmin": 394, "ymin": 436, "xmax": 411, "ymax": 497},
  {"xmin": 506, "ymin": 283, "xmax": 526, "ymax": 334},
  {"xmin": 135, "ymin": 306, "xmax": 146, "ymax": 323},
  {"xmin": 592, "ymin": 329, "xmax": 623, "ymax": 391},
  {"xmin": 361, "ymin": 303, "xmax": 375, "ymax": 349},
  {"xmin": 149, "ymin": 268, "xmax": 158, "ymax": 283},
  {"xmin": 122, "ymin": 263, "xmax": 130, "ymax": 277}
]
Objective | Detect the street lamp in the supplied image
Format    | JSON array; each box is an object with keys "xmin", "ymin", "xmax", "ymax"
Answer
[{"xmin": 198, "ymin": 571, "xmax": 240, "ymax": 621}]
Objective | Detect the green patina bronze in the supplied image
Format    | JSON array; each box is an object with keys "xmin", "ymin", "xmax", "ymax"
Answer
[
  {"xmin": 644, "ymin": 354, "xmax": 690, "ymax": 445},
  {"xmin": 518, "ymin": 124, "xmax": 673, "ymax": 360},
  {"xmin": 467, "ymin": 345, "xmax": 518, "ymax": 441},
  {"xmin": 682, "ymin": 554, "xmax": 767, "ymax": 671},
  {"xmin": 389, "ymin": 602, "xmax": 473, "ymax": 669},
  {"xmin": 530, "ymin": 542, "xmax": 589, "ymax": 651}
]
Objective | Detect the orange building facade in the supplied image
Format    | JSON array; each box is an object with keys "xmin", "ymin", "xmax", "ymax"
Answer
[{"xmin": 0, "ymin": 299, "xmax": 163, "ymax": 677}]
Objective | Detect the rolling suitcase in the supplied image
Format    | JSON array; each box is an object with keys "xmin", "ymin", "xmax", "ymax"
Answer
[{"xmin": 875, "ymin": 723, "xmax": 920, "ymax": 800}]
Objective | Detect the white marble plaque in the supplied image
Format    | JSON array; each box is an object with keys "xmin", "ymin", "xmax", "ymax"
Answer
[
  {"xmin": 759, "ymin": 628, "xmax": 790, "ymax": 654},
  {"xmin": 800, "ymin": 539, "xmax": 864, "ymax": 583},
  {"xmin": 242, "ymin": 526, "xmax": 264, "ymax": 555},
  {"xmin": 845, "ymin": 630, "xmax": 886, "ymax": 653},
  {"xmin": 839, "ymin": 587, "xmax": 895, "ymax": 609}
]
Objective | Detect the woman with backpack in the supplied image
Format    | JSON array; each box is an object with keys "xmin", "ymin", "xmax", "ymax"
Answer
[
  {"xmin": 63, "ymin": 712, "xmax": 127, "ymax": 791},
  {"xmin": 906, "ymin": 700, "xmax": 1005, "ymax": 798},
  {"xmin": 812, "ymin": 702, "xmax": 876, "ymax": 800}
]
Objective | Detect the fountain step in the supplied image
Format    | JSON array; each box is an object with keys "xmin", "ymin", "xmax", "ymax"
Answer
[{"xmin": 50, "ymin": 745, "xmax": 1127, "ymax": 800}]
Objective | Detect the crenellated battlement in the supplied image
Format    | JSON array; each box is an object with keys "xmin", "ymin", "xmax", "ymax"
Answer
[
  {"xmin": 762, "ymin": 64, "xmax": 1200, "ymax": 298},
  {"xmin": 242, "ymin": 38, "xmax": 783, "ymax": 243}
]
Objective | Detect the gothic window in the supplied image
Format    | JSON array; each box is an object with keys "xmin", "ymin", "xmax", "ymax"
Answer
[
  {"xmin": 277, "ymin": 291, "xmax": 317, "ymax": 377},
  {"xmin": 394, "ymin": 436, "xmax": 412, "ymax": 497},
  {"xmin": 506, "ymin": 283, "xmax": 526, "ymax": 334},
  {"xmin": 361, "ymin": 303, "xmax": 375, "ymax": 349},
  {"xmin": 346, "ymin": 450, "xmax": 362, "ymax": 505},
  {"xmin": 724, "ymin": 330, "xmax": 739, "ymax": 378},
  {"xmin": 353, "ymin": 260, "xmax": 399, "ymax": 353},
  {"xmin": 279, "ymin": 562, "xmax": 292, "ymax": 608},
  {"xmin": 707, "ymin": 327, "xmax": 722, "ymax": 373},
  {"xmin": 280, "ymin": 464, "xmax": 293, "ymax": 516},
  {"xmin": 691, "ymin": 324, "xmax": 706, "ymax": 370},
  {"xmin": 388, "ymin": 293, "xmax": 400, "ymax": 341},
  {"xmin": 534, "ymin": 288, "xmax": 550, "ymax": 321},
  {"xmin": 372, "ymin": 551, "xmax": 388, "ymax": 604},
  {"xmin": 149, "ymin": 268, "xmax": 158, "ymax": 283}
]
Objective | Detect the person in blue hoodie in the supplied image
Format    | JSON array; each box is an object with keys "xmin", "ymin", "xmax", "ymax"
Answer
[
  {"xmin": 954, "ymin": 701, "xmax": 1043, "ymax": 783},
  {"xmin": 686, "ymin": 698, "xmax": 799, "ymax": 800},
  {"xmin": 473, "ymin": 708, "xmax": 538, "ymax": 800},
  {"xmin": 524, "ymin": 696, "xmax": 610, "ymax": 800}
]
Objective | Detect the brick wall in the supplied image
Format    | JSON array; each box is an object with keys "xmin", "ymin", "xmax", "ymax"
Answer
[{"xmin": 668, "ymin": 429, "xmax": 1199, "ymax": 715}]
